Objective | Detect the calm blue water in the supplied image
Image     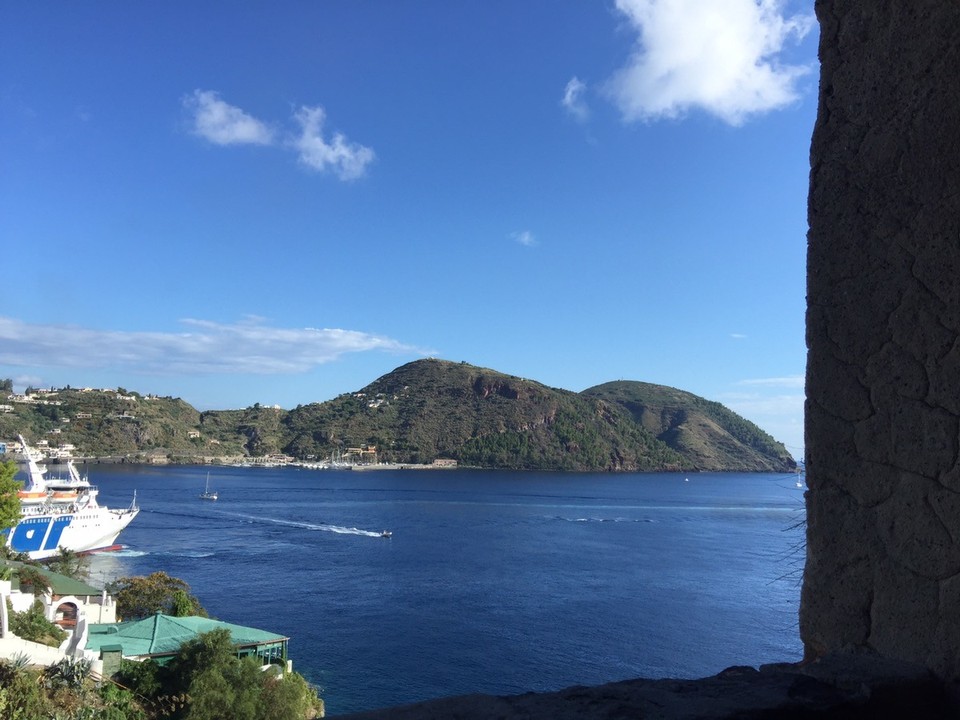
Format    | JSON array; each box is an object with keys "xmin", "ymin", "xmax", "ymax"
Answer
[{"xmin": 85, "ymin": 466, "xmax": 806, "ymax": 716}]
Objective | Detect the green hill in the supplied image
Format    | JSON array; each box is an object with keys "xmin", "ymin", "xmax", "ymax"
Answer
[
  {"xmin": 282, "ymin": 359, "xmax": 686, "ymax": 471},
  {"xmin": 0, "ymin": 360, "xmax": 795, "ymax": 472},
  {"xmin": 580, "ymin": 380, "xmax": 795, "ymax": 472}
]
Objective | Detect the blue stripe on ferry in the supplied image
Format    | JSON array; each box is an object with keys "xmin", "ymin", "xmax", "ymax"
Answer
[
  {"xmin": 42, "ymin": 516, "xmax": 72, "ymax": 551},
  {"xmin": 10, "ymin": 515, "xmax": 73, "ymax": 552},
  {"xmin": 10, "ymin": 517, "xmax": 53, "ymax": 552}
]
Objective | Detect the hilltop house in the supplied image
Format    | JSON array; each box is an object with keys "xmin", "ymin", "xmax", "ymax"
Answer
[
  {"xmin": 85, "ymin": 614, "xmax": 290, "ymax": 675},
  {"xmin": 1, "ymin": 562, "xmax": 292, "ymax": 678},
  {"xmin": 0, "ymin": 561, "xmax": 115, "ymax": 670}
]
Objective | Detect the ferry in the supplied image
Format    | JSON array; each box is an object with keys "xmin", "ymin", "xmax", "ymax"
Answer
[{"xmin": 3, "ymin": 436, "xmax": 140, "ymax": 560}]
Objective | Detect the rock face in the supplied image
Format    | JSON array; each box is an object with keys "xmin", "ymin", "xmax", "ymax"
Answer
[
  {"xmin": 803, "ymin": 1, "xmax": 960, "ymax": 678},
  {"xmin": 333, "ymin": 656, "xmax": 953, "ymax": 720}
]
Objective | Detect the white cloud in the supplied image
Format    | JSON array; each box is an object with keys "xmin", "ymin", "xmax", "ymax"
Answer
[
  {"xmin": 13, "ymin": 373, "xmax": 43, "ymax": 390},
  {"xmin": 292, "ymin": 106, "xmax": 375, "ymax": 181},
  {"xmin": 720, "ymin": 386, "xmax": 805, "ymax": 456},
  {"xmin": 730, "ymin": 333, "xmax": 747, "ymax": 339},
  {"xmin": 0, "ymin": 317, "xmax": 428, "ymax": 376},
  {"xmin": 606, "ymin": 0, "xmax": 814, "ymax": 125},
  {"xmin": 562, "ymin": 76, "xmax": 590, "ymax": 122},
  {"xmin": 723, "ymin": 390, "xmax": 804, "ymax": 414},
  {"xmin": 511, "ymin": 230, "xmax": 538, "ymax": 247},
  {"xmin": 183, "ymin": 90, "xmax": 275, "ymax": 146},
  {"xmin": 181, "ymin": 91, "xmax": 375, "ymax": 182}
]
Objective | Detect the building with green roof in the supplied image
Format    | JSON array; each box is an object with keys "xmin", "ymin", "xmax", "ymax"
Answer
[
  {"xmin": 1, "ymin": 559, "xmax": 117, "ymax": 627},
  {"xmin": 5, "ymin": 560, "xmax": 102, "ymax": 597},
  {"xmin": 85, "ymin": 613, "xmax": 289, "ymax": 667}
]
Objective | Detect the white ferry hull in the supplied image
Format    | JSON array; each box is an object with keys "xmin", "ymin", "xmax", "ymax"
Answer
[{"xmin": 4, "ymin": 507, "xmax": 139, "ymax": 560}]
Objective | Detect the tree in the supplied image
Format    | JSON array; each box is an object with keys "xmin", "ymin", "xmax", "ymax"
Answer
[
  {"xmin": 258, "ymin": 669, "xmax": 323, "ymax": 720},
  {"xmin": 171, "ymin": 589, "xmax": 197, "ymax": 617},
  {"xmin": 166, "ymin": 629, "xmax": 263, "ymax": 719},
  {"xmin": 44, "ymin": 548, "xmax": 90, "ymax": 581},
  {"xmin": 15, "ymin": 566, "xmax": 49, "ymax": 594},
  {"xmin": 117, "ymin": 657, "xmax": 163, "ymax": 698},
  {"xmin": 0, "ymin": 545, "xmax": 32, "ymax": 564},
  {"xmin": 7, "ymin": 599, "xmax": 66, "ymax": 646},
  {"xmin": 0, "ymin": 461, "xmax": 22, "ymax": 533},
  {"xmin": 115, "ymin": 629, "xmax": 323, "ymax": 720},
  {"xmin": 107, "ymin": 571, "xmax": 207, "ymax": 620},
  {"xmin": 161, "ymin": 629, "xmax": 322, "ymax": 720}
]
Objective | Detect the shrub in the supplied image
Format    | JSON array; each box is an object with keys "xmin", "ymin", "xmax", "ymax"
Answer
[
  {"xmin": 118, "ymin": 630, "xmax": 323, "ymax": 719},
  {"xmin": 7, "ymin": 598, "xmax": 67, "ymax": 646},
  {"xmin": 107, "ymin": 572, "xmax": 207, "ymax": 620},
  {"xmin": 45, "ymin": 657, "xmax": 93, "ymax": 691}
]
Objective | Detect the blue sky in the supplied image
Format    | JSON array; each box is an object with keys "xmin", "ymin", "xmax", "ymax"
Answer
[{"xmin": 1, "ymin": 1, "xmax": 816, "ymax": 458}]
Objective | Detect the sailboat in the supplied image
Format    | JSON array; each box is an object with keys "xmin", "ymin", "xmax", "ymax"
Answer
[{"xmin": 199, "ymin": 472, "xmax": 218, "ymax": 501}]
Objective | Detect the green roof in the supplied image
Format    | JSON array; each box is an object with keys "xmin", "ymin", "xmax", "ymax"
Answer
[
  {"xmin": 85, "ymin": 614, "xmax": 289, "ymax": 659},
  {"xmin": 1, "ymin": 560, "xmax": 103, "ymax": 596}
]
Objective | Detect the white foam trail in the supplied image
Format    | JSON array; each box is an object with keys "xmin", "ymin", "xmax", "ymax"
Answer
[
  {"xmin": 220, "ymin": 511, "xmax": 386, "ymax": 538},
  {"xmin": 558, "ymin": 516, "xmax": 656, "ymax": 524},
  {"xmin": 319, "ymin": 525, "xmax": 383, "ymax": 537}
]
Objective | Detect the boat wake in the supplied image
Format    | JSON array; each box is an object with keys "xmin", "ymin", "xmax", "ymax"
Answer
[
  {"xmin": 559, "ymin": 516, "xmax": 657, "ymax": 523},
  {"xmin": 112, "ymin": 548, "xmax": 148, "ymax": 558},
  {"xmin": 319, "ymin": 525, "xmax": 386, "ymax": 538},
  {"xmin": 111, "ymin": 548, "xmax": 216, "ymax": 559},
  {"xmin": 220, "ymin": 511, "xmax": 388, "ymax": 538}
]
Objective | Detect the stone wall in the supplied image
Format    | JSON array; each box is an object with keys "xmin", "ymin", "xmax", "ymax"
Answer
[{"xmin": 802, "ymin": 1, "xmax": 960, "ymax": 677}]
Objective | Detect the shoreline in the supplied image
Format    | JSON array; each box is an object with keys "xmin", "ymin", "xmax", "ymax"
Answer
[{"xmin": 349, "ymin": 463, "xmax": 449, "ymax": 472}]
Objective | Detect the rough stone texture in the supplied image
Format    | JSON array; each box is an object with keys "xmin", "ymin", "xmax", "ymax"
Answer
[
  {"xmin": 333, "ymin": 655, "xmax": 953, "ymax": 719},
  {"xmin": 802, "ymin": 0, "xmax": 960, "ymax": 678}
]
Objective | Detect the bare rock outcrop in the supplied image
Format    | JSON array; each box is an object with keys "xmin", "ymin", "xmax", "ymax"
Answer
[{"xmin": 333, "ymin": 655, "xmax": 952, "ymax": 720}]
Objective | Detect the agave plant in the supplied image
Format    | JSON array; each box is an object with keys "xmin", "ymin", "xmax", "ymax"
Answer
[
  {"xmin": 44, "ymin": 657, "xmax": 92, "ymax": 691},
  {"xmin": 9, "ymin": 651, "xmax": 31, "ymax": 674},
  {"xmin": 0, "ymin": 651, "xmax": 33, "ymax": 686}
]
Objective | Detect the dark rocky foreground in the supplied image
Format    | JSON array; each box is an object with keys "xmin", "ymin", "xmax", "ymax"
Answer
[{"xmin": 333, "ymin": 654, "xmax": 955, "ymax": 719}]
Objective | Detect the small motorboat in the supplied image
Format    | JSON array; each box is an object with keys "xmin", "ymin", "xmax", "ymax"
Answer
[{"xmin": 380, "ymin": 530, "xmax": 392, "ymax": 538}]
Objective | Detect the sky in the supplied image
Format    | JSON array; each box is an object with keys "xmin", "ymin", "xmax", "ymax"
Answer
[{"xmin": 0, "ymin": 1, "xmax": 817, "ymax": 459}]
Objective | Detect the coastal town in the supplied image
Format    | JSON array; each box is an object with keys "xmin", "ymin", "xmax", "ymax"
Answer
[{"xmin": 1, "ymin": 385, "xmax": 459, "ymax": 471}]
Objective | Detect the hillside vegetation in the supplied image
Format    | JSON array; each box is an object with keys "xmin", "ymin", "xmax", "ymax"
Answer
[{"xmin": 0, "ymin": 360, "xmax": 795, "ymax": 472}]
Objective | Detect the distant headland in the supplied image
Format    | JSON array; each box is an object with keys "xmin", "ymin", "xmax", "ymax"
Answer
[{"xmin": 0, "ymin": 359, "xmax": 794, "ymax": 473}]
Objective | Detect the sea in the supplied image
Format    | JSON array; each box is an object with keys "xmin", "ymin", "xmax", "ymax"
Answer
[{"xmin": 84, "ymin": 465, "xmax": 807, "ymax": 716}]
